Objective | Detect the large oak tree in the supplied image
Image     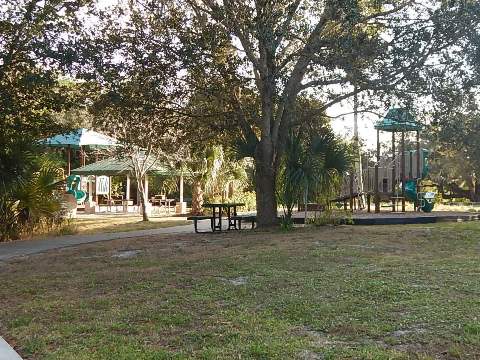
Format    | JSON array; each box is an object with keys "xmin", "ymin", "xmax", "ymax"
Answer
[{"xmin": 179, "ymin": 0, "xmax": 479, "ymax": 226}]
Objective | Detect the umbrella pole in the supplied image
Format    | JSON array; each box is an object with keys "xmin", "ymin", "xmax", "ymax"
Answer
[
  {"xmin": 67, "ymin": 145, "xmax": 71, "ymax": 176},
  {"xmin": 80, "ymin": 145, "xmax": 85, "ymax": 167}
]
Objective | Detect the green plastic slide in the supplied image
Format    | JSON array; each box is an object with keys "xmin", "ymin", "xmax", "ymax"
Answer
[
  {"xmin": 405, "ymin": 179, "xmax": 435, "ymax": 212},
  {"xmin": 66, "ymin": 175, "xmax": 87, "ymax": 203}
]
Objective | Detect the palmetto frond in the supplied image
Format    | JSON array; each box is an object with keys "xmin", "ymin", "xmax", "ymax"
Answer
[
  {"xmin": 14, "ymin": 155, "xmax": 64, "ymax": 223},
  {"xmin": 277, "ymin": 128, "xmax": 353, "ymax": 218}
]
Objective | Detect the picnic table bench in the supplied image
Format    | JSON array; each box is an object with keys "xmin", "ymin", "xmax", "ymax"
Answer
[
  {"xmin": 230, "ymin": 215, "xmax": 256, "ymax": 229},
  {"xmin": 188, "ymin": 202, "xmax": 256, "ymax": 233},
  {"xmin": 187, "ymin": 215, "xmax": 215, "ymax": 233}
]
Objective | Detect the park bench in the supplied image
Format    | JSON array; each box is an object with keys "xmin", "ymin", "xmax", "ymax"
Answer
[
  {"xmin": 230, "ymin": 215, "xmax": 256, "ymax": 230},
  {"xmin": 187, "ymin": 215, "xmax": 214, "ymax": 233}
]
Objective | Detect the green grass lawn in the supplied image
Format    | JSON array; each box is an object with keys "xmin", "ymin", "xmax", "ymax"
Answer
[
  {"xmin": 29, "ymin": 216, "xmax": 190, "ymax": 239},
  {"xmin": 1, "ymin": 223, "xmax": 479, "ymax": 359},
  {"xmin": 71, "ymin": 216, "xmax": 190, "ymax": 235}
]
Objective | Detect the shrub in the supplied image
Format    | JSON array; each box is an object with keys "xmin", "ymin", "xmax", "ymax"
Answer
[
  {"xmin": 0, "ymin": 154, "xmax": 65, "ymax": 241},
  {"xmin": 307, "ymin": 210, "xmax": 354, "ymax": 226},
  {"xmin": 229, "ymin": 191, "xmax": 256, "ymax": 212},
  {"xmin": 0, "ymin": 192, "xmax": 21, "ymax": 241}
]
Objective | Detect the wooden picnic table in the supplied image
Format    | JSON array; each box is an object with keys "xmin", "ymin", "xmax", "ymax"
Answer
[
  {"xmin": 203, "ymin": 202, "xmax": 245, "ymax": 232},
  {"xmin": 106, "ymin": 197, "xmax": 124, "ymax": 212},
  {"xmin": 151, "ymin": 197, "xmax": 175, "ymax": 214},
  {"xmin": 161, "ymin": 199, "xmax": 175, "ymax": 214}
]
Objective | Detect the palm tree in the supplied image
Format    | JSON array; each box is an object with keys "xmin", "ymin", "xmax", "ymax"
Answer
[
  {"xmin": 1, "ymin": 154, "xmax": 64, "ymax": 240},
  {"xmin": 187, "ymin": 146, "xmax": 250, "ymax": 215},
  {"xmin": 277, "ymin": 130, "xmax": 352, "ymax": 223},
  {"xmin": 186, "ymin": 147, "xmax": 218, "ymax": 215}
]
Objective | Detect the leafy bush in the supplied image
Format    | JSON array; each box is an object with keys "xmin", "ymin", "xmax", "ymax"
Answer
[
  {"xmin": 277, "ymin": 130, "xmax": 352, "ymax": 223},
  {"xmin": 306, "ymin": 210, "xmax": 354, "ymax": 226},
  {"xmin": 0, "ymin": 192, "xmax": 21, "ymax": 241},
  {"xmin": 55, "ymin": 219, "xmax": 79, "ymax": 236},
  {"xmin": 279, "ymin": 216, "xmax": 294, "ymax": 231},
  {"xmin": 0, "ymin": 154, "xmax": 66, "ymax": 241},
  {"xmin": 229, "ymin": 191, "xmax": 256, "ymax": 211}
]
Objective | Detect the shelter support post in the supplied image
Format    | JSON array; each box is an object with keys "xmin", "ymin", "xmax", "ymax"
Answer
[
  {"xmin": 392, "ymin": 131, "xmax": 396, "ymax": 212},
  {"xmin": 409, "ymin": 151, "xmax": 413, "ymax": 179},
  {"xmin": 144, "ymin": 175, "xmax": 149, "ymax": 201},
  {"xmin": 401, "ymin": 131, "xmax": 406, "ymax": 212},
  {"xmin": 176, "ymin": 173, "xmax": 187, "ymax": 214},
  {"xmin": 349, "ymin": 172, "xmax": 354, "ymax": 211},
  {"xmin": 126, "ymin": 174, "xmax": 131, "ymax": 200},
  {"xmin": 416, "ymin": 130, "xmax": 421, "ymax": 211},
  {"xmin": 179, "ymin": 174, "xmax": 184, "ymax": 203},
  {"xmin": 375, "ymin": 129, "xmax": 380, "ymax": 213},
  {"xmin": 417, "ymin": 131, "xmax": 421, "ymax": 179},
  {"xmin": 95, "ymin": 176, "xmax": 98, "ymax": 203},
  {"xmin": 88, "ymin": 176, "xmax": 93, "ymax": 203}
]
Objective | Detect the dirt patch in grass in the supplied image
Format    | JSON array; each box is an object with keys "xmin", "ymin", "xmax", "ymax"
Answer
[{"xmin": 1, "ymin": 223, "xmax": 480, "ymax": 359}]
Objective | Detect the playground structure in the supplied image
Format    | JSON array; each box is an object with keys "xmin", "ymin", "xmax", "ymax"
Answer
[
  {"xmin": 66, "ymin": 175, "xmax": 87, "ymax": 204},
  {"xmin": 339, "ymin": 108, "xmax": 436, "ymax": 213}
]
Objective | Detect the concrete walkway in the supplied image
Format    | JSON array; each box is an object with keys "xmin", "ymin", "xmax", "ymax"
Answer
[
  {"xmin": 0, "ymin": 222, "xmax": 211, "ymax": 262},
  {"xmin": 0, "ymin": 337, "xmax": 22, "ymax": 359}
]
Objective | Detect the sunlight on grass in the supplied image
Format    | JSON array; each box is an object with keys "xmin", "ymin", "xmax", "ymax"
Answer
[
  {"xmin": 1, "ymin": 222, "xmax": 480, "ymax": 359},
  {"xmin": 72, "ymin": 215, "xmax": 190, "ymax": 235}
]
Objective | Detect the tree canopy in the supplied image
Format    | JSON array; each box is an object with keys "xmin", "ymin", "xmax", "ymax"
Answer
[{"xmin": 174, "ymin": 0, "xmax": 480, "ymax": 225}]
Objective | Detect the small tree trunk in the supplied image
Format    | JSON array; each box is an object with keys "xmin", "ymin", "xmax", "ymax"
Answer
[
  {"xmin": 191, "ymin": 179, "xmax": 204, "ymax": 215},
  {"xmin": 468, "ymin": 174, "xmax": 476, "ymax": 202},
  {"xmin": 140, "ymin": 194, "xmax": 149, "ymax": 221},
  {"xmin": 137, "ymin": 178, "xmax": 149, "ymax": 222}
]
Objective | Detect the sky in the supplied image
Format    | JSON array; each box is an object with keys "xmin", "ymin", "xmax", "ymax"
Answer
[{"xmin": 328, "ymin": 99, "xmax": 386, "ymax": 151}]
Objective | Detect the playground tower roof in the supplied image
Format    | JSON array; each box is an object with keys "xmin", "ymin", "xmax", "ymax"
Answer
[
  {"xmin": 71, "ymin": 157, "xmax": 181, "ymax": 176},
  {"xmin": 374, "ymin": 108, "xmax": 422, "ymax": 132},
  {"xmin": 41, "ymin": 128, "xmax": 118, "ymax": 149}
]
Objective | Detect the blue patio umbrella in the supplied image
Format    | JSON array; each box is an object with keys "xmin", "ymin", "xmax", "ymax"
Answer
[
  {"xmin": 41, "ymin": 128, "xmax": 118, "ymax": 149},
  {"xmin": 41, "ymin": 128, "xmax": 118, "ymax": 174}
]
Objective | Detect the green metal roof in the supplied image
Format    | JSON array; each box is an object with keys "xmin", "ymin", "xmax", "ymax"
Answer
[
  {"xmin": 40, "ymin": 128, "xmax": 118, "ymax": 149},
  {"xmin": 71, "ymin": 157, "xmax": 181, "ymax": 176},
  {"xmin": 374, "ymin": 108, "xmax": 422, "ymax": 132}
]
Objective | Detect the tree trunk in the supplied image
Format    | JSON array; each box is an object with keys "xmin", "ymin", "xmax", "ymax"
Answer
[
  {"xmin": 470, "ymin": 174, "xmax": 477, "ymax": 202},
  {"xmin": 191, "ymin": 179, "xmax": 204, "ymax": 215},
  {"xmin": 140, "ymin": 193, "xmax": 149, "ymax": 222},
  {"xmin": 254, "ymin": 139, "xmax": 278, "ymax": 227},
  {"xmin": 137, "ymin": 178, "xmax": 149, "ymax": 222}
]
